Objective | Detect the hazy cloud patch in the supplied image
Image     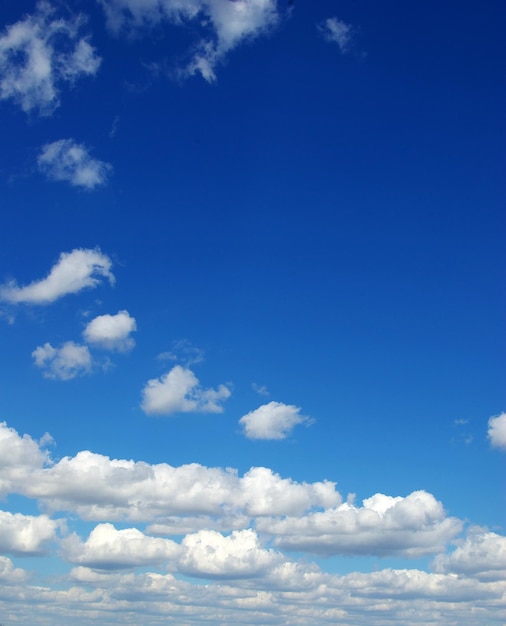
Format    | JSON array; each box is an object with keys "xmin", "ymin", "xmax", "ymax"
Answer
[
  {"xmin": 318, "ymin": 17, "xmax": 353, "ymax": 54},
  {"xmin": 0, "ymin": 1, "xmax": 100, "ymax": 115},
  {"xmin": 32, "ymin": 341, "xmax": 92, "ymax": 380},
  {"xmin": 38, "ymin": 139, "xmax": 112, "ymax": 189}
]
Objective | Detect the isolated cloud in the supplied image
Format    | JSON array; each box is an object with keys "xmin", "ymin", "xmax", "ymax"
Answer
[
  {"xmin": 433, "ymin": 529, "xmax": 506, "ymax": 582},
  {"xmin": 0, "ymin": 248, "xmax": 114, "ymax": 305},
  {"xmin": 38, "ymin": 139, "xmax": 112, "ymax": 189},
  {"xmin": 179, "ymin": 529, "xmax": 281, "ymax": 579},
  {"xmin": 239, "ymin": 401, "xmax": 310, "ymax": 440},
  {"xmin": 0, "ymin": 1, "xmax": 101, "ymax": 115},
  {"xmin": 0, "ymin": 510, "xmax": 59, "ymax": 555},
  {"xmin": 83, "ymin": 310, "xmax": 136, "ymax": 352},
  {"xmin": 318, "ymin": 17, "xmax": 353, "ymax": 54},
  {"xmin": 257, "ymin": 491, "xmax": 463, "ymax": 558},
  {"xmin": 0, "ymin": 556, "xmax": 28, "ymax": 585},
  {"xmin": 62, "ymin": 523, "xmax": 180, "ymax": 569},
  {"xmin": 32, "ymin": 341, "xmax": 92, "ymax": 380},
  {"xmin": 487, "ymin": 412, "xmax": 506, "ymax": 450},
  {"xmin": 99, "ymin": 0, "xmax": 280, "ymax": 82},
  {"xmin": 141, "ymin": 365, "xmax": 231, "ymax": 415}
]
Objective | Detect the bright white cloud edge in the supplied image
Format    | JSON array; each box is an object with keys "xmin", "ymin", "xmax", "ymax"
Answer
[{"xmin": 0, "ymin": 248, "xmax": 114, "ymax": 305}]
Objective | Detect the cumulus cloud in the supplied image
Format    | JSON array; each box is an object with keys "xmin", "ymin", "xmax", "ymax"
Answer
[
  {"xmin": 179, "ymin": 529, "xmax": 281, "ymax": 579},
  {"xmin": 0, "ymin": 556, "xmax": 29, "ymax": 584},
  {"xmin": 83, "ymin": 310, "xmax": 136, "ymax": 352},
  {"xmin": 62, "ymin": 523, "xmax": 180, "ymax": 569},
  {"xmin": 487, "ymin": 412, "xmax": 506, "ymax": 450},
  {"xmin": 0, "ymin": 1, "xmax": 101, "ymax": 115},
  {"xmin": 32, "ymin": 341, "xmax": 92, "ymax": 380},
  {"xmin": 38, "ymin": 139, "xmax": 112, "ymax": 189},
  {"xmin": 0, "ymin": 509, "xmax": 59, "ymax": 555},
  {"xmin": 141, "ymin": 365, "xmax": 231, "ymax": 415},
  {"xmin": 318, "ymin": 17, "xmax": 353, "ymax": 54},
  {"xmin": 98, "ymin": 0, "xmax": 279, "ymax": 82},
  {"xmin": 433, "ymin": 529, "xmax": 506, "ymax": 582},
  {"xmin": 0, "ymin": 422, "xmax": 338, "ymax": 523},
  {"xmin": 257, "ymin": 491, "xmax": 463, "ymax": 558},
  {"xmin": 239, "ymin": 401, "xmax": 310, "ymax": 440},
  {"xmin": 0, "ymin": 248, "xmax": 114, "ymax": 305}
]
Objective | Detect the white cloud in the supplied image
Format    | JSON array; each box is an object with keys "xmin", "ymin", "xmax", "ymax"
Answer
[
  {"xmin": 32, "ymin": 341, "xmax": 92, "ymax": 380},
  {"xmin": 318, "ymin": 17, "xmax": 353, "ymax": 54},
  {"xmin": 83, "ymin": 310, "xmax": 136, "ymax": 352},
  {"xmin": 62, "ymin": 523, "xmax": 180, "ymax": 569},
  {"xmin": 98, "ymin": 0, "xmax": 279, "ymax": 82},
  {"xmin": 433, "ymin": 529, "xmax": 506, "ymax": 582},
  {"xmin": 141, "ymin": 365, "xmax": 231, "ymax": 415},
  {"xmin": 179, "ymin": 529, "xmax": 281, "ymax": 578},
  {"xmin": 0, "ymin": 422, "xmax": 339, "ymax": 523},
  {"xmin": 0, "ymin": 556, "xmax": 29, "ymax": 585},
  {"xmin": 257, "ymin": 490, "xmax": 463, "ymax": 558},
  {"xmin": 38, "ymin": 139, "xmax": 112, "ymax": 189},
  {"xmin": 239, "ymin": 401, "xmax": 310, "ymax": 440},
  {"xmin": 487, "ymin": 412, "xmax": 506, "ymax": 450},
  {"xmin": 0, "ymin": 248, "xmax": 114, "ymax": 305},
  {"xmin": 0, "ymin": 510, "xmax": 59, "ymax": 555},
  {"xmin": 0, "ymin": 1, "xmax": 101, "ymax": 115}
]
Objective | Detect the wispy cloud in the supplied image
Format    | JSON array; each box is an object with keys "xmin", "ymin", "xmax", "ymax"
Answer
[
  {"xmin": 0, "ymin": 1, "xmax": 101, "ymax": 115},
  {"xmin": 38, "ymin": 139, "xmax": 112, "ymax": 189},
  {"xmin": 32, "ymin": 341, "xmax": 92, "ymax": 380},
  {"xmin": 141, "ymin": 365, "xmax": 231, "ymax": 415},
  {"xmin": 318, "ymin": 17, "xmax": 354, "ymax": 54},
  {"xmin": 98, "ymin": 0, "xmax": 280, "ymax": 82},
  {"xmin": 239, "ymin": 401, "xmax": 311, "ymax": 440},
  {"xmin": 0, "ymin": 248, "xmax": 114, "ymax": 305}
]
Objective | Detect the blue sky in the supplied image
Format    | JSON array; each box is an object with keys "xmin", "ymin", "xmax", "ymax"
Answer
[{"xmin": 0, "ymin": 1, "xmax": 505, "ymax": 624}]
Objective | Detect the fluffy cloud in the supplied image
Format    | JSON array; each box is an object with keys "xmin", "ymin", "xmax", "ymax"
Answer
[
  {"xmin": 83, "ymin": 310, "xmax": 136, "ymax": 352},
  {"xmin": 98, "ymin": 0, "xmax": 280, "ymax": 82},
  {"xmin": 0, "ymin": 556, "xmax": 28, "ymax": 585},
  {"xmin": 239, "ymin": 401, "xmax": 310, "ymax": 440},
  {"xmin": 487, "ymin": 412, "xmax": 506, "ymax": 450},
  {"xmin": 32, "ymin": 341, "xmax": 92, "ymax": 380},
  {"xmin": 38, "ymin": 139, "xmax": 112, "ymax": 189},
  {"xmin": 179, "ymin": 529, "xmax": 281, "ymax": 578},
  {"xmin": 0, "ymin": 1, "xmax": 100, "ymax": 115},
  {"xmin": 0, "ymin": 422, "xmax": 338, "ymax": 522},
  {"xmin": 318, "ymin": 17, "xmax": 353, "ymax": 54},
  {"xmin": 257, "ymin": 491, "xmax": 463, "ymax": 558},
  {"xmin": 62, "ymin": 523, "xmax": 180, "ymax": 569},
  {"xmin": 433, "ymin": 529, "xmax": 506, "ymax": 582},
  {"xmin": 0, "ymin": 248, "xmax": 114, "ymax": 305},
  {"xmin": 0, "ymin": 510, "xmax": 59, "ymax": 555},
  {"xmin": 141, "ymin": 365, "xmax": 231, "ymax": 415}
]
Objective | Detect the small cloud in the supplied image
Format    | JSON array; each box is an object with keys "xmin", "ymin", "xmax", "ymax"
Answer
[
  {"xmin": 0, "ymin": 248, "xmax": 114, "ymax": 305},
  {"xmin": 38, "ymin": 139, "xmax": 112, "ymax": 190},
  {"xmin": 83, "ymin": 310, "xmax": 136, "ymax": 352},
  {"xmin": 0, "ymin": 1, "xmax": 101, "ymax": 116},
  {"xmin": 239, "ymin": 401, "xmax": 312, "ymax": 440},
  {"xmin": 157, "ymin": 340, "xmax": 205, "ymax": 367},
  {"xmin": 252, "ymin": 383, "xmax": 270, "ymax": 397},
  {"xmin": 318, "ymin": 17, "xmax": 354, "ymax": 54},
  {"xmin": 99, "ymin": 0, "xmax": 280, "ymax": 83},
  {"xmin": 32, "ymin": 341, "xmax": 92, "ymax": 380},
  {"xmin": 141, "ymin": 365, "xmax": 231, "ymax": 416},
  {"xmin": 487, "ymin": 412, "xmax": 506, "ymax": 451},
  {"xmin": 454, "ymin": 419, "xmax": 469, "ymax": 426}
]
